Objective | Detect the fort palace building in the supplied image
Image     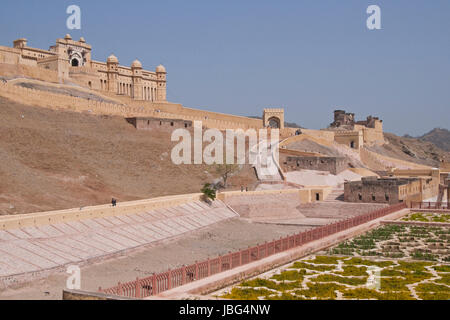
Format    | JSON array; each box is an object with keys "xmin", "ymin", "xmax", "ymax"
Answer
[{"xmin": 0, "ymin": 34, "xmax": 167, "ymax": 102}]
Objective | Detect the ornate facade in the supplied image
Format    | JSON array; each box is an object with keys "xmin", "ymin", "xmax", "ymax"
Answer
[{"xmin": 0, "ymin": 35, "xmax": 167, "ymax": 101}]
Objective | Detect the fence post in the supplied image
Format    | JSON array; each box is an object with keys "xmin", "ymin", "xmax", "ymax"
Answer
[
  {"xmin": 135, "ymin": 277, "xmax": 141, "ymax": 298},
  {"xmin": 207, "ymin": 258, "xmax": 211, "ymax": 276},
  {"xmin": 152, "ymin": 273, "xmax": 157, "ymax": 296},
  {"xmin": 182, "ymin": 265, "xmax": 186, "ymax": 285},
  {"xmin": 168, "ymin": 269, "xmax": 172, "ymax": 290},
  {"xmin": 256, "ymin": 244, "xmax": 260, "ymax": 260},
  {"xmin": 117, "ymin": 282, "xmax": 122, "ymax": 296}
]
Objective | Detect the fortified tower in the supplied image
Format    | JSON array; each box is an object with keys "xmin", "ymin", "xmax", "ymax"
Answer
[
  {"xmin": 263, "ymin": 109, "xmax": 285, "ymax": 129},
  {"xmin": 131, "ymin": 59, "xmax": 143, "ymax": 100},
  {"xmin": 156, "ymin": 64, "xmax": 167, "ymax": 102},
  {"xmin": 106, "ymin": 54, "xmax": 119, "ymax": 93},
  {"xmin": 51, "ymin": 34, "xmax": 92, "ymax": 67}
]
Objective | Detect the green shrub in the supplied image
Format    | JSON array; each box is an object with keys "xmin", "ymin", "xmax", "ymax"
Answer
[
  {"xmin": 221, "ymin": 288, "xmax": 272, "ymax": 300},
  {"xmin": 311, "ymin": 274, "xmax": 367, "ymax": 286},
  {"xmin": 271, "ymin": 270, "xmax": 306, "ymax": 281},
  {"xmin": 291, "ymin": 261, "xmax": 335, "ymax": 271},
  {"xmin": 295, "ymin": 282, "xmax": 345, "ymax": 300},
  {"xmin": 335, "ymin": 265, "xmax": 368, "ymax": 277},
  {"xmin": 304, "ymin": 256, "xmax": 343, "ymax": 265},
  {"xmin": 241, "ymin": 278, "xmax": 300, "ymax": 291}
]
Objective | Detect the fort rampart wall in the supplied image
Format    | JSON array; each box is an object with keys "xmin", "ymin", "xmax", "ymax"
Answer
[
  {"xmin": 0, "ymin": 188, "xmax": 330, "ymax": 231},
  {"xmin": 0, "ymin": 82, "xmax": 269, "ymax": 130},
  {"xmin": 0, "ymin": 62, "xmax": 59, "ymax": 83}
]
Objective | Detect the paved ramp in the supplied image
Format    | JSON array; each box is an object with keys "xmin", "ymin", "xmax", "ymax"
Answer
[{"xmin": 0, "ymin": 200, "xmax": 237, "ymax": 279}]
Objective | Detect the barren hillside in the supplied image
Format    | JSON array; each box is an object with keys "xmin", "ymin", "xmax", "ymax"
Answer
[
  {"xmin": 0, "ymin": 97, "xmax": 256, "ymax": 215},
  {"xmin": 416, "ymin": 128, "xmax": 450, "ymax": 152},
  {"xmin": 367, "ymin": 132, "xmax": 450, "ymax": 167}
]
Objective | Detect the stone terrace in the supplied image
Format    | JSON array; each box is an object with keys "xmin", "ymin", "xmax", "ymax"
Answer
[
  {"xmin": 225, "ymin": 193, "xmax": 388, "ymax": 226},
  {"xmin": 0, "ymin": 200, "xmax": 237, "ymax": 280}
]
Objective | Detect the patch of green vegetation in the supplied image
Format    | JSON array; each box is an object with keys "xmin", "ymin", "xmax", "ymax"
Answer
[
  {"xmin": 264, "ymin": 292, "xmax": 304, "ymax": 300},
  {"xmin": 241, "ymin": 278, "xmax": 300, "ymax": 291},
  {"xmin": 343, "ymin": 288, "xmax": 414, "ymax": 300},
  {"xmin": 417, "ymin": 291, "xmax": 450, "ymax": 300},
  {"xmin": 290, "ymin": 261, "xmax": 335, "ymax": 272},
  {"xmin": 294, "ymin": 282, "xmax": 345, "ymax": 300},
  {"xmin": 435, "ymin": 273, "xmax": 450, "ymax": 286},
  {"xmin": 335, "ymin": 265, "xmax": 368, "ymax": 277},
  {"xmin": 303, "ymin": 256, "xmax": 343, "ymax": 265},
  {"xmin": 396, "ymin": 261, "xmax": 433, "ymax": 273},
  {"xmin": 271, "ymin": 270, "xmax": 306, "ymax": 281},
  {"xmin": 383, "ymin": 252, "xmax": 405, "ymax": 259},
  {"xmin": 431, "ymin": 215, "xmax": 450, "ymax": 223},
  {"xmin": 379, "ymin": 277, "xmax": 411, "ymax": 292},
  {"xmin": 411, "ymin": 250, "xmax": 437, "ymax": 261},
  {"xmin": 403, "ymin": 212, "xmax": 450, "ymax": 223},
  {"xmin": 330, "ymin": 248, "xmax": 356, "ymax": 255},
  {"xmin": 403, "ymin": 213, "xmax": 428, "ymax": 222},
  {"xmin": 415, "ymin": 282, "xmax": 450, "ymax": 293},
  {"xmin": 311, "ymin": 274, "xmax": 367, "ymax": 286},
  {"xmin": 433, "ymin": 265, "xmax": 450, "ymax": 273},
  {"xmin": 221, "ymin": 287, "xmax": 272, "ymax": 300},
  {"xmin": 344, "ymin": 257, "xmax": 394, "ymax": 268},
  {"xmin": 379, "ymin": 270, "xmax": 433, "ymax": 292}
]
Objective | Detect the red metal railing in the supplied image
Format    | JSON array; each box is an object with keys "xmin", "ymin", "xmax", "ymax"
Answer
[
  {"xmin": 410, "ymin": 202, "xmax": 449, "ymax": 210},
  {"xmin": 99, "ymin": 202, "xmax": 407, "ymax": 298}
]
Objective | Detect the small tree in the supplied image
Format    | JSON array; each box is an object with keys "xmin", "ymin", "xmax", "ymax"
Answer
[
  {"xmin": 201, "ymin": 183, "xmax": 216, "ymax": 202},
  {"xmin": 215, "ymin": 163, "xmax": 239, "ymax": 189}
]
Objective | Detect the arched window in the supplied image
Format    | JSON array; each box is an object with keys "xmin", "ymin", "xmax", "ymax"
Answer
[
  {"xmin": 71, "ymin": 59, "xmax": 79, "ymax": 67},
  {"xmin": 268, "ymin": 117, "xmax": 281, "ymax": 129}
]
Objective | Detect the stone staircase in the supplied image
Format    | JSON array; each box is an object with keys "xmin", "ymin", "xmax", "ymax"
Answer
[
  {"xmin": 0, "ymin": 200, "xmax": 238, "ymax": 279},
  {"xmin": 324, "ymin": 188, "xmax": 345, "ymax": 202}
]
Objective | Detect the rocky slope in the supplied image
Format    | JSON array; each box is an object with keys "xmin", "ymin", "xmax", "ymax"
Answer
[
  {"xmin": 415, "ymin": 128, "xmax": 450, "ymax": 152},
  {"xmin": 368, "ymin": 132, "xmax": 450, "ymax": 168}
]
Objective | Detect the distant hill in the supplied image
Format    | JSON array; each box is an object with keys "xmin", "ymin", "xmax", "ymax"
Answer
[
  {"xmin": 367, "ymin": 131, "xmax": 450, "ymax": 168},
  {"xmin": 416, "ymin": 128, "xmax": 450, "ymax": 152}
]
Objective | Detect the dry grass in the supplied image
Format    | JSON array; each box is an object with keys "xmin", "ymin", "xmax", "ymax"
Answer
[{"xmin": 0, "ymin": 97, "xmax": 256, "ymax": 215}]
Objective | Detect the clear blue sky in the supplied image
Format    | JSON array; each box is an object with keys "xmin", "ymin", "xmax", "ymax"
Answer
[{"xmin": 0, "ymin": 0, "xmax": 449, "ymax": 136}]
